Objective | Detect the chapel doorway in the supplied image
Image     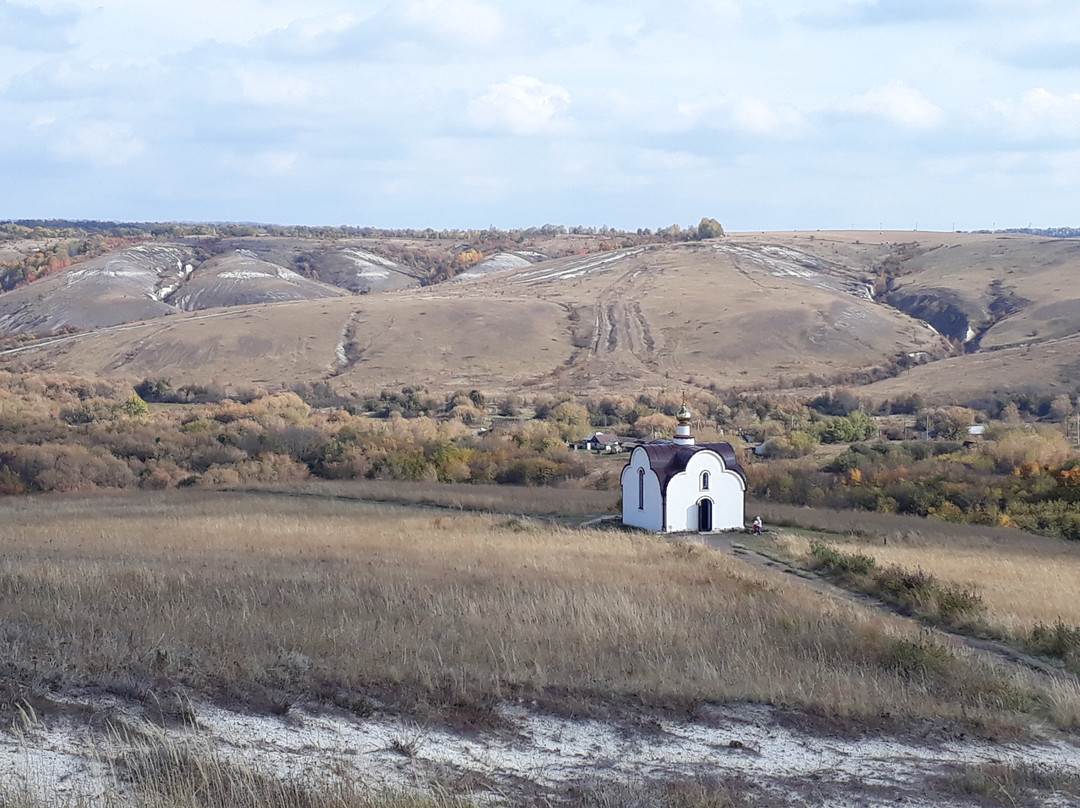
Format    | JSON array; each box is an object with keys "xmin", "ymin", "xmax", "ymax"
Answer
[{"xmin": 698, "ymin": 498, "xmax": 713, "ymax": 532}]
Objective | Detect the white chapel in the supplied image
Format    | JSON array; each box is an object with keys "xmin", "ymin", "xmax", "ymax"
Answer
[{"xmin": 620, "ymin": 404, "xmax": 746, "ymax": 532}]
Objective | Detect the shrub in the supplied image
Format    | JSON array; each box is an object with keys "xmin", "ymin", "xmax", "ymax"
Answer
[
  {"xmin": 810, "ymin": 544, "xmax": 984, "ymax": 626},
  {"xmin": 1026, "ymin": 620, "xmax": 1080, "ymax": 669},
  {"xmin": 879, "ymin": 635, "xmax": 955, "ymax": 680},
  {"xmin": 4, "ymin": 444, "xmax": 137, "ymax": 492},
  {"xmin": 122, "ymin": 394, "xmax": 150, "ymax": 418},
  {"xmin": 810, "ymin": 542, "xmax": 877, "ymax": 576},
  {"xmin": 984, "ymin": 426, "xmax": 1072, "ymax": 473},
  {"xmin": 808, "ymin": 389, "xmax": 863, "ymax": 416},
  {"xmin": 820, "ymin": 411, "xmax": 877, "ymax": 443}
]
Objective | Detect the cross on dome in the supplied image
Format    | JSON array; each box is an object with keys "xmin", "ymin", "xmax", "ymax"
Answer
[{"xmin": 674, "ymin": 401, "xmax": 694, "ymax": 446}]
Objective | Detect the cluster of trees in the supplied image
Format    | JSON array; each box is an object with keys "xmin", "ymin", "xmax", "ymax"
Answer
[
  {"xmin": 0, "ymin": 376, "xmax": 772, "ymax": 497},
  {"xmin": 998, "ymin": 227, "xmax": 1080, "ymax": 238},
  {"xmin": 0, "ymin": 375, "xmax": 610, "ymax": 495},
  {"xmin": 2, "ymin": 218, "xmax": 727, "ymax": 290},
  {"xmin": 3, "ymin": 369, "xmax": 1078, "ymax": 539},
  {"xmin": 750, "ymin": 428, "xmax": 1080, "ymax": 540},
  {"xmin": 0, "ymin": 236, "xmax": 117, "ymax": 291},
  {"xmin": 1, "ymin": 218, "xmax": 726, "ymax": 247}
]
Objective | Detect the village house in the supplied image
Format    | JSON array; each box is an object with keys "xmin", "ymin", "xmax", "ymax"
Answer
[
  {"xmin": 620, "ymin": 404, "xmax": 746, "ymax": 532},
  {"xmin": 582, "ymin": 432, "xmax": 622, "ymax": 452}
]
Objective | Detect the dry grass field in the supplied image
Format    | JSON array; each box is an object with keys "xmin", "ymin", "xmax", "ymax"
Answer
[
  {"xmin": 1, "ymin": 490, "xmax": 1073, "ymax": 732},
  {"xmin": 771, "ymin": 526, "xmax": 1080, "ymax": 633},
  {"xmin": 19, "ymin": 229, "xmax": 1080, "ymax": 402},
  {"xmin": 272, "ymin": 479, "xmax": 619, "ymax": 517}
]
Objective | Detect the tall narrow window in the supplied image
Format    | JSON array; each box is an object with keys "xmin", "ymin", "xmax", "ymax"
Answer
[
  {"xmin": 701, "ymin": 471, "xmax": 710, "ymax": 491},
  {"xmin": 638, "ymin": 467, "xmax": 645, "ymax": 510}
]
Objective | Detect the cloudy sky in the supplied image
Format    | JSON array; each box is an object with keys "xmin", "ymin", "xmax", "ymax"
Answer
[{"xmin": 2, "ymin": 0, "xmax": 1079, "ymax": 230}]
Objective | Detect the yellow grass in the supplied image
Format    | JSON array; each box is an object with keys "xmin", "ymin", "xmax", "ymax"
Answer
[
  {"xmin": 0, "ymin": 491, "xmax": 1074, "ymax": 727},
  {"xmin": 774, "ymin": 530, "xmax": 1080, "ymax": 633}
]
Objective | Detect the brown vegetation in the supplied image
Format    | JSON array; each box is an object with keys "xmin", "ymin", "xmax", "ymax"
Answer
[
  {"xmin": 3, "ymin": 368, "xmax": 1080, "ymax": 543},
  {"xmin": 767, "ymin": 518, "xmax": 1080, "ymax": 676},
  {"xmin": 749, "ymin": 428, "xmax": 1080, "ymax": 541},
  {"xmin": 1, "ymin": 491, "xmax": 1071, "ymax": 731}
]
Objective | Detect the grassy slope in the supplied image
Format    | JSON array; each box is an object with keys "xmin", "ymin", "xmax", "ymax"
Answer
[{"xmin": 0, "ymin": 489, "xmax": 1073, "ymax": 732}]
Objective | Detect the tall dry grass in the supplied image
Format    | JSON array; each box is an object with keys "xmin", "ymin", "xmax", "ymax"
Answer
[
  {"xmin": 752, "ymin": 500, "xmax": 1023, "ymax": 544},
  {"xmin": 772, "ymin": 528, "xmax": 1080, "ymax": 632},
  {"xmin": 274, "ymin": 478, "xmax": 620, "ymax": 517},
  {"xmin": 0, "ymin": 491, "xmax": 1072, "ymax": 727}
]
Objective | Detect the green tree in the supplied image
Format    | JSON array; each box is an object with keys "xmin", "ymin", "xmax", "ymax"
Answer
[
  {"xmin": 821, "ymin": 411, "xmax": 877, "ymax": 443},
  {"xmin": 696, "ymin": 217, "xmax": 725, "ymax": 239},
  {"xmin": 122, "ymin": 394, "xmax": 150, "ymax": 418}
]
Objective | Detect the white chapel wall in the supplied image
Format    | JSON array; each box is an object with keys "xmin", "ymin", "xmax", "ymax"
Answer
[
  {"xmin": 620, "ymin": 448, "xmax": 664, "ymax": 531},
  {"xmin": 665, "ymin": 450, "xmax": 746, "ymax": 532}
]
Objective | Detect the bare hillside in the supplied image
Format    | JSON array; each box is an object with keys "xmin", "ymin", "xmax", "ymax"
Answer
[
  {"xmin": 2, "ymin": 229, "xmax": 1078, "ymax": 404},
  {"xmin": 446, "ymin": 237, "xmax": 948, "ymax": 393},
  {"xmin": 0, "ymin": 244, "xmax": 190, "ymax": 335},
  {"xmin": 168, "ymin": 250, "xmax": 348, "ymax": 310},
  {"xmin": 203, "ymin": 237, "xmax": 425, "ymax": 294},
  {"xmin": 878, "ymin": 233, "xmax": 1080, "ymax": 348},
  {"xmin": 0, "ymin": 239, "xmax": 424, "ymax": 337}
]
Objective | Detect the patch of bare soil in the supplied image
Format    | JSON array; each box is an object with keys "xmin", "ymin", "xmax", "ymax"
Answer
[{"xmin": 4, "ymin": 692, "xmax": 1079, "ymax": 807}]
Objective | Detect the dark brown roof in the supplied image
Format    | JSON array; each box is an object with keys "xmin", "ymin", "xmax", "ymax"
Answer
[
  {"xmin": 641, "ymin": 440, "xmax": 746, "ymax": 493},
  {"xmin": 587, "ymin": 432, "xmax": 620, "ymax": 444}
]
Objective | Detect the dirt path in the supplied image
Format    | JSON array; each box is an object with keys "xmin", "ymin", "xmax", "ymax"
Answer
[{"xmin": 698, "ymin": 532, "xmax": 1079, "ymax": 685}]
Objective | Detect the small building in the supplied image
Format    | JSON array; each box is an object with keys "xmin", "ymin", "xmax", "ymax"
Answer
[
  {"xmin": 620, "ymin": 405, "xmax": 746, "ymax": 532},
  {"xmin": 583, "ymin": 432, "xmax": 622, "ymax": 452}
]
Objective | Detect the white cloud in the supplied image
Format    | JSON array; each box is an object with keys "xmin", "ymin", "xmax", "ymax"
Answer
[
  {"xmin": 673, "ymin": 94, "xmax": 724, "ymax": 129},
  {"xmin": 399, "ymin": 0, "xmax": 506, "ymax": 48},
  {"xmin": 672, "ymin": 94, "xmax": 805, "ymax": 138},
  {"xmin": 50, "ymin": 119, "xmax": 145, "ymax": 167},
  {"xmin": 730, "ymin": 97, "xmax": 805, "ymax": 137},
  {"xmin": 259, "ymin": 12, "xmax": 358, "ymax": 58},
  {"xmin": 248, "ymin": 150, "xmax": 300, "ymax": 176},
  {"xmin": 5, "ymin": 0, "xmax": 1080, "ymax": 229},
  {"xmin": 992, "ymin": 88, "xmax": 1080, "ymax": 139},
  {"xmin": 632, "ymin": 148, "xmax": 710, "ymax": 172},
  {"xmin": 238, "ymin": 69, "xmax": 316, "ymax": 107},
  {"xmin": 221, "ymin": 148, "xmax": 301, "ymax": 178},
  {"xmin": 468, "ymin": 75, "xmax": 571, "ymax": 135},
  {"xmin": 693, "ymin": 0, "xmax": 742, "ymax": 22},
  {"xmin": 839, "ymin": 81, "xmax": 943, "ymax": 129}
]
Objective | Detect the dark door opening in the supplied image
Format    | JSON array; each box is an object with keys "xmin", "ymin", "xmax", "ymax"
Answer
[{"xmin": 698, "ymin": 498, "xmax": 713, "ymax": 532}]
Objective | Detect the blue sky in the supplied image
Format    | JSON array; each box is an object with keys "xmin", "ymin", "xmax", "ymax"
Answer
[{"xmin": 2, "ymin": 0, "xmax": 1079, "ymax": 231}]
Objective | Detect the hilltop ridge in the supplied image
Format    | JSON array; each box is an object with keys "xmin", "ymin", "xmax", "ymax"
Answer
[{"xmin": 1, "ymin": 227, "xmax": 1078, "ymax": 405}]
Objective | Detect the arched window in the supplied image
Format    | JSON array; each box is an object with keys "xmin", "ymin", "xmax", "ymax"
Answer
[
  {"xmin": 638, "ymin": 467, "xmax": 646, "ymax": 510},
  {"xmin": 701, "ymin": 471, "xmax": 710, "ymax": 491}
]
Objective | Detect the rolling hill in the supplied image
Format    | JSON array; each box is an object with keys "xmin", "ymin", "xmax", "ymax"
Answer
[{"xmin": 1, "ymin": 229, "xmax": 1078, "ymax": 405}]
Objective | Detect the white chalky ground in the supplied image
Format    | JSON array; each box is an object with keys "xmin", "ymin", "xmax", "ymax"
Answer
[{"xmin": 3, "ymin": 695, "xmax": 1079, "ymax": 806}]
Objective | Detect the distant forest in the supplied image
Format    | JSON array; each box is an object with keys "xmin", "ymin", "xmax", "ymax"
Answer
[
  {"xmin": 0, "ymin": 218, "xmax": 724, "ymax": 243},
  {"xmin": 0, "ymin": 217, "xmax": 726, "ymax": 291},
  {"xmin": 987, "ymin": 227, "xmax": 1080, "ymax": 238}
]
